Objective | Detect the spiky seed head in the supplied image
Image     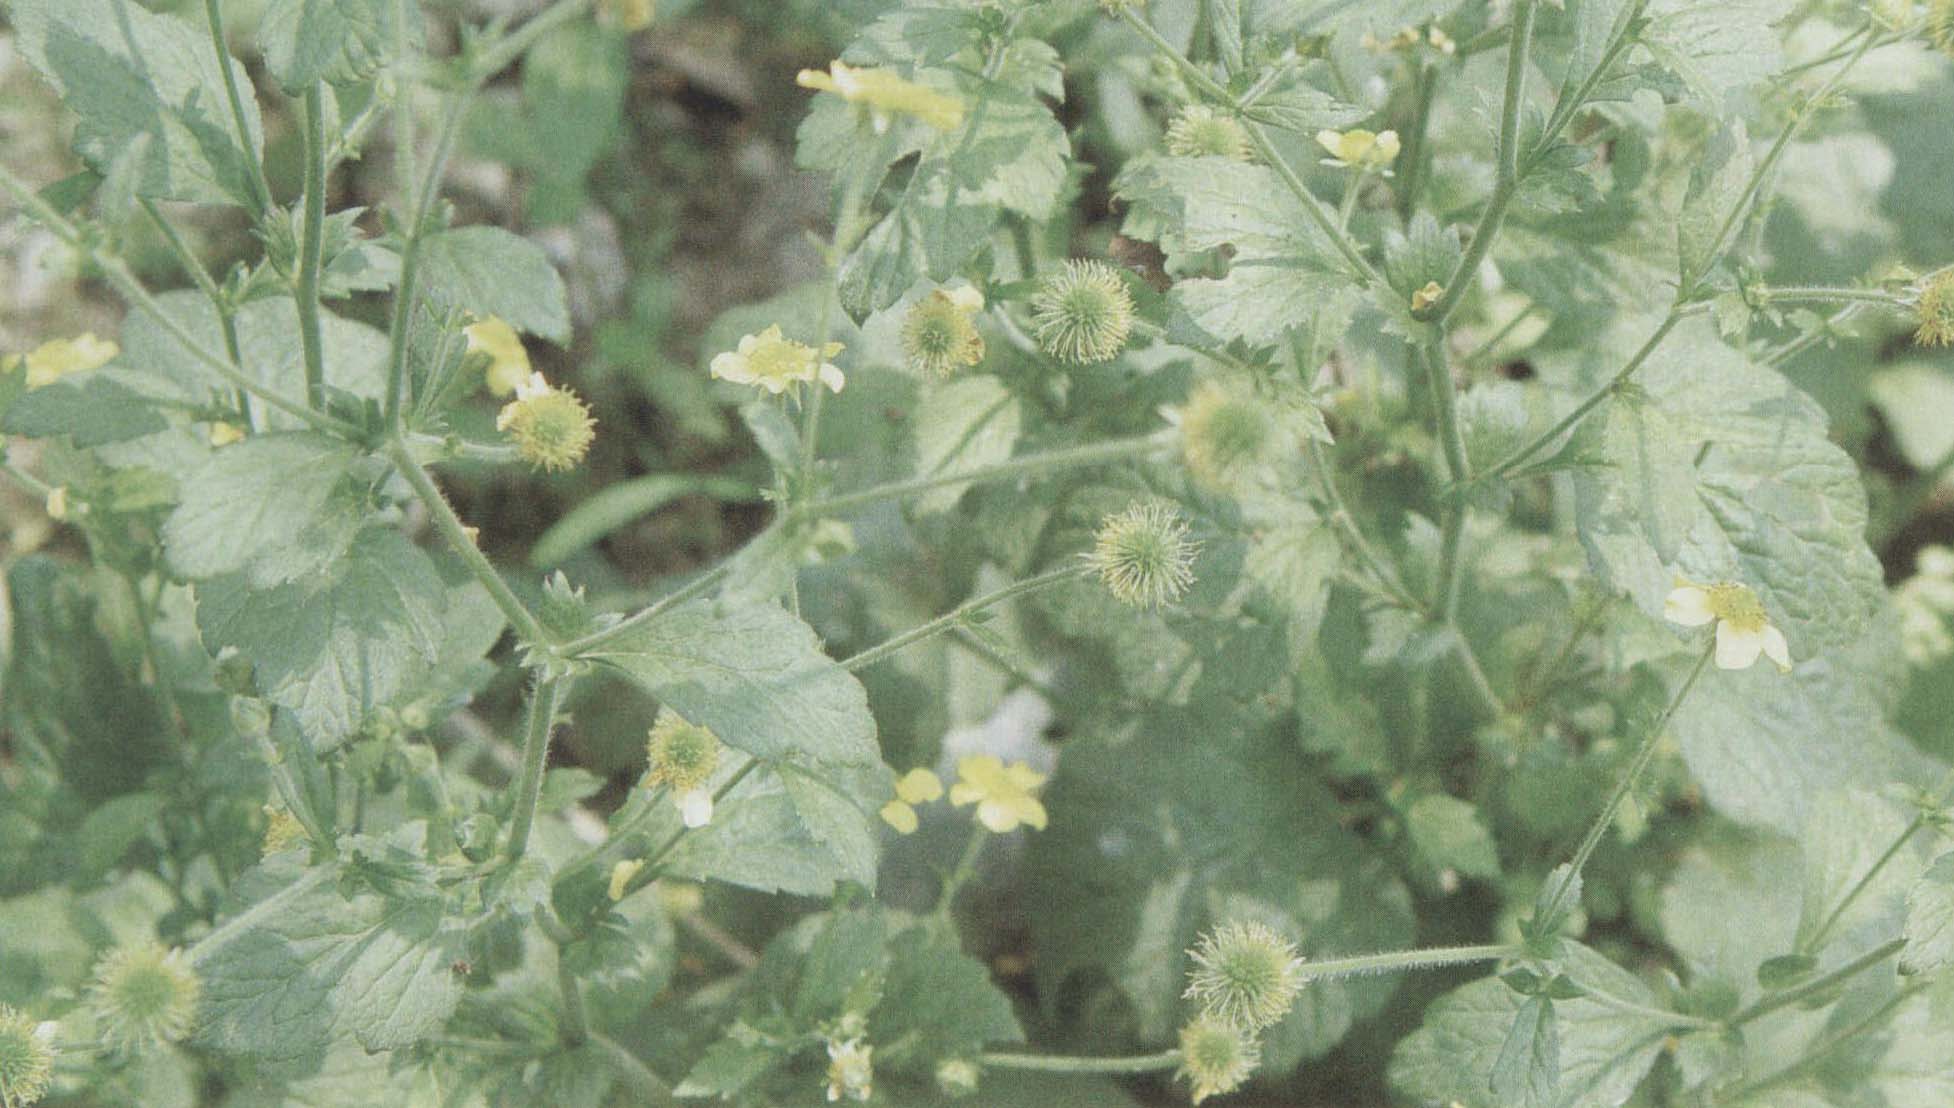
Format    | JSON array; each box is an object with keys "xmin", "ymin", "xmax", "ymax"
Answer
[
  {"xmin": 88, "ymin": 944, "xmax": 201, "ymax": 1052},
  {"xmin": 1032, "ymin": 260, "xmax": 1136, "ymax": 365},
  {"xmin": 935, "ymin": 1058, "xmax": 980, "ymax": 1098},
  {"xmin": 496, "ymin": 373, "xmax": 596, "ymax": 472},
  {"xmin": 0, "ymin": 1006, "xmax": 54, "ymax": 1106},
  {"xmin": 1183, "ymin": 921, "xmax": 1305, "ymax": 1031},
  {"xmin": 1915, "ymin": 270, "xmax": 1954, "ymax": 347},
  {"xmin": 1179, "ymin": 383, "xmax": 1275, "ymax": 490},
  {"xmin": 1930, "ymin": 0, "xmax": 1954, "ymax": 57},
  {"xmin": 645, "ymin": 709, "xmax": 721, "ymax": 795},
  {"xmin": 1165, "ymin": 105, "xmax": 1251, "ymax": 161},
  {"xmin": 901, "ymin": 289, "xmax": 987, "ymax": 377},
  {"xmin": 1176, "ymin": 1016, "xmax": 1259, "ymax": 1105},
  {"xmin": 1088, "ymin": 502, "xmax": 1199, "ymax": 609}
]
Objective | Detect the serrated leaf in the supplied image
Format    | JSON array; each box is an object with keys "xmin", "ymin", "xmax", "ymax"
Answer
[
  {"xmin": 119, "ymin": 292, "xmax": 389, "ymax": 418},
  {"xmin": 1901, "ymin": 852, "xmax": 1954, "ymax": 976},
  {"xmin": 911, "ymin": 375, "xmax": 1022, "ymax": 513},
  {"xmin": 194, "ymin": 866, "xmax": 465, "ymax": 1071},
  {"xmin": 1678, "ymin": 122, "xmax": 1753, "ymax": 284},
  {"xmin": 1407, "ymin": 794, "xmax": 1502, "ymax": 879},
  {"xmin": 11, "ymin": 0, "xmax": 266, "ymax": 206},
  {"xmin": 258, "ymin": 0, "xmax": 402, "ymax": 92},
  {"xmin": 1490, "ymin": 997, "xmax": 1560, "ymax": 1108},
  {"xmin": 1641, "ymin": 0, "xmax": 1795, "ymax": 112},
  {"xmin": 1798, "ymin": 789, "xmax": 1922, "ymax": 955},
  {"xmin": 419, "ymin": 227, "xmax": 572, "ymax": 344},
  {"xmin": 2, "ymin": 370, "xmax": 171, "ymax": 447},
  {"xmin": 870, "ymin": 925, "xmax": 1023, "ymax": 1062},
  {"xmin": 162, "ymin": 433, "xmax": 367, "ymax": 587},
  {"xmin": 658, "ymin": 761, "xmax": 885, "ymax": 896},
  {"xmin": 196, "ymin": 528, "xmax": 448, "ymax": 749},
  {"xmin": 584, "ymin": 598, "xmax": 880, "ymax": 768}
]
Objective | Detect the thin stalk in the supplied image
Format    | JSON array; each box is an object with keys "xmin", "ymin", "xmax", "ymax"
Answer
[
  {"xmin": 1449, "ymin": 626, "xmax": 1507, "ymax": 719},
  {"xmin": 1461, "ymin": 303, "xmax": 1540, "ymax": 369},
  {"xmin": 1534, "ymin": 0, "xmax": 1650, "ymax": 161},
  {"xmin": 1118, "ymin": 9, "xmax": 1384, "ymax": 286},
  {"xmin": 619, "ymin": 759, "xmax": 766, "ymax": 897},
  {"xmin": 1535, "ymin": 643, "xmax": 1714, "ymax": 931},
  {"xmin": 1305, "ymin": 436, "xmax": 1426, "ymax": 613},
  {"xmin": 810, "ymin": 433, "xmax": 1173, "ymax": 516},
  {"xmin": 297, "ymin": 85, "xmax": 331, "ymax": 411},
  {"xmin": 1716, "ymin": 981, "xmax": 1924, "ymax": 1104},
  {"xmin": 385, "ymin": 89, "xmax": 471, "ymax": 430},
  {"xmin": 203, "ymin": 0, "xmax": 273, "ymax": 216},
  {"xmin": 1419, "ymin": 0, "xmax": 1537, "ymax": 326},
  {"xmin": 843, "ymin": 566, "xmax": 1088, "ymax": 671},
  {"xmin": 0, "ymin": 167, "xmax": 360, "ymax": 436},
  {"xmin": 139, "ymin": 198, "xmax": 224, "ymax": 306},
  {"xmin": 562, "ymin": 564, "xmax": 736, "ymax": 656},
  {"xmin": 387, "ymin": 438, "xmax": 553, "ymax": 646},
  {"xmin": 1760, "ymin": 285, "xmax": 1908, "ymax": 307},
  {"xmin": 1300, "ymin": 943, "xmax": 1516, "ymax": 982},
  {"xmin": 1396, "ymin": 62, "xmax": 1439, "ymax": 219},
  {"xmin": 979, "ymin": 1049, "xmax": 1183, "ymax": 1074},
  {"xmin": 1726, "ymin": 937, "xmax": 1906, "ymax": 1030},
  {"xmin": 504, "ymin": 676, "xmax": 570, "ymax": 863},
  {"xmin": 246, "ymin": 726, "xmax": 331, "ymax": 850},
  {"xmin": 390, "ymin": 0, "xmax": 420, "ymax": 210},
  {"xmin": 1426, "ymin": 340, "xmax": 1472, "ymax": 622},
  {"xmin": 1579, "ymin": 985, "xmax": 1717, "ymax": 1030},
  {"xmin": 1804, "ymin": 777, "xmax": 1954, "ymax": 954},
  {"xmin": 934, "ymin": 821, "xmax": 990, "ymax": 920}
]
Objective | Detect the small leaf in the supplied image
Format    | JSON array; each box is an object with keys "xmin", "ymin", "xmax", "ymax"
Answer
[
  {"xmin": 1406, "ymin": 794, "xmax": 1502, "ymax": 879},
  {"xmin": 258, "ymin": 0, "xmax": 403, "ymax": 92},
  {"xmin": 1901, "ymin": 852, "xmax": 1954, "ymax": 977}
]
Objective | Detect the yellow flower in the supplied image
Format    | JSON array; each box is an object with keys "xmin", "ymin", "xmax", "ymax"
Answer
[
  {"xmin": 710, "ymin": 325, "xmax": 845, "ymax": 394},
  {"xmin": 825, "ymin": 1038, "xmax": 875, "ymax": 1102},
  {"xmin": 1665, "ymin": 578, "xmax": 1791, "ymax": 671},
  {"xmin": 43, "ymin": 487, "xmax": 69, "ymax": 522},
  {"xmin": 645, "ymin": 709, "xmax": 723, "ymax": 829},
  {"xmin": 797, "ymin": 61, "xmax": 965, "ymax": 133},
  {"xmin": 879, "ymin": 767, "xmax": 945, "ymax": 834},
  {"xmin": 496, "ymin": 372, "xmax": 596, "ymax": 471},
  {"xmin": 608, "ymin": 859, "xmax": 645, "ymax": 902},
  {"xmin": 1315, "ymin": 128, "xmax": 1401, "ymax": 170},
  {"xmin": 261, "ymin": 806, "xmax": 306, "ymax": 855},
  {"xmin": 1410, "ymin": 280, "xmax": 1445, "ymax": 313},
  {"xmin": 949, "ymin": 755, "xmax": 1047, "ymax": 833},
  {"xmin": 14, "ymin": 332, "xmax": 118, "ymax": 389},
  {"xmin": 465, "ymin": 316, "xmax": 533, "ymax": 397},
  {"xmin": 207, "ymin": 421, "xmax": 247, "ymax": 447}
]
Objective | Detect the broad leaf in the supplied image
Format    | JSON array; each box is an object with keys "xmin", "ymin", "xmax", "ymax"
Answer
[
  {"xmin": 1902, "ymin": 852, "xmax": 1954, "ymax": 977},
  {"xmin": 419, "ymin": 227, "xmax": 572, "ymax": 344},
  {"xmin": 258, "ymin": 0, "xmax": 403, "ymax": 92},
  {"xmin": 161, "ymin": 432, "xmax": 368, "ymax": 587},
  {"xmin": 910, "ymin": 375, "xmax": 1022, "ymax": 513}
]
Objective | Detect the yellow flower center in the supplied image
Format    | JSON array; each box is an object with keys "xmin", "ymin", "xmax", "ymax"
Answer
[{"xmin": 1705, "ymin": 583, "xmax": 1769, "ymax": 632}]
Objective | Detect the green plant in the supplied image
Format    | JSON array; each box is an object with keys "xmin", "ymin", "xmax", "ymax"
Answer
[{"xmin": 4, "ymin": 0, "xmax": 1954, "ymax": 1105}]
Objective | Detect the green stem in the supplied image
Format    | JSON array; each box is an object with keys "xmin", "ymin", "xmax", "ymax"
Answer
[
  {"xmin": 1396, "ymin": 62, "xmax": 1439, "ymax": 220},
  {"xmin": 1304, "ymin": 435, "xmax": 1426, "ymax": 612},
  {"xmin": 1448, "ymin": 626, "xmax": 1507, "ymax": 719},
  {"xmin": 469, "ymin": 0, "xmax": 600, "ymax": 80},
  {"xmin": 203, "ymin": 0, "xmax": 273, "ymax": 217},
  {"xmin": 617, "ymin": 759, "xmax": 766, "ymax": 898},
  {"xmin": 1716, "ymin": 981, "xmax": 1924, "ymax": 1104},
  {"xmin": 561, "ymin": 564, "xmax": 735, "ymax": 656},
  {"xmin": 384, "ymin": 89, "xmax": 470, "ymax": 430},
  {"xmin": 0, "ymin": 167, "xmax": 360, "ymax": 437},
  {"xmin": 1535, "ymin": 643, "xmax": 1714, "ymax": 932},
  {"xmin": 1534, "ymin": 0, "xmax": 1649, "ymax": 163},
  {"xmin": 140, "ymin": 198, "xmax": 224, "ymax": 306},
  {"xmin": 1418, "ymin": 0, "xmax": 1537, "ymax": 326},
  {"xmin": 844, "ymin": 566, "xmax": 1088, "ymax": 672},
  {"xmin": 1726, "ymin": 938, "xmax": 1906, "ymax": 1030},
  {"xmin": 934, "ymin": 821, "xmax": 990, "ymax": 920},
  {"xmin": 1426, "ymin": 340, "xmax": 1472, "ymax": 622},
  {"xmin": 1298, "ymin": 942, "xmax": 1516, "ymax": 983},
  {"xmin": 1118, "ymin": 9, "xmax": 1384, "ymax": 286},
  {"xmin": 297, "ymin": 85, "xmax": 331, "ymax": 411},
  {"xmin": 246, "ymin": 725, "xmax": 331, "ymax": 850},
  {"xmin": 590, "ymin": 1032, "xmax": 679, "ymax": 1105},
  {"xmin": 1801, "ymin": 810, "xmax": 1934, "ymax": 957},
  {"xmin": 556, "ymin": 950, "xmax": 590, "ymax": 1045},
  {"xmin": 387, "ymin": 438, "xmax": 554, "ymax": 646},
  {"xmin": 810, "ymin": 433, "xmax": 1173, "ymax": 516},
  {"xmin": 1579, "ymin": 984, "xmax": 1717, "ymax": 1030},
  {"xmin": 1759, "ymin": 285, "xmax": 1908, "ymax": 307},
  {"xmin": 979, "ymin": 1049, "xmax": 1184, "ymax": 1074},
  {"xmin": 505, "ymin": 675, "xmax": 570, "ymax": 863}
]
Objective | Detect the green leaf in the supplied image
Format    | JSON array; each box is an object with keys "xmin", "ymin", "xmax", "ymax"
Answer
[
  {"xmin": 161, "ymin": 432, "xmax": 369, "ymax": 587},
  {"xmin": 75, "ymin": 792, "xmax": 167, "ymax": 880},
  {"xmin": 419, "ymin": 226, "xmax": 572, "ymax": 344},
  {"xmin": 1659, "ymin": 828, "xmax": 1803, "ymax": 1004},
  {"xmin": 910, "ymin": 375, "xmax": 1023, "ymax": 514},
  {"xmin": 196, "ymin": 528, "xmax": 448, "ymax": 749},
  {"xmin": 515, "ymin": 21, "xmax": 630, "ymax": 221},
  {"xmin": 1797, "ymin": 789, "xmax": 1922, "ymax": 956},
  {"xmin": 119, "ymin": 292, "xmax": 389, "ymax": 416},
  {"xmin": 1677, "ymin": 122, "xmax": 1753, "ymax": 283},
  {"xmin": 870, "ymin": 925, "xmax": 1024, "ymax": 1064},
  {"xmin": 840, "ymin": 167, "xmax": 998, "ymax": 316},
  {"xmin": 1641, "ymin": 0, "xmax": 1795, "ymax": 112},
  {"xmin": 1, "ymin": 370, "xmax": 171, "ymax": 447},
  {"xmin": 1902, "ymin": 852, "xmax": 1954, "ymax": 976},
  {"xmin": 1407, "ymin": 794, "xmax": 1502, "ymax": 880},
  {"xmin": 529, "ymin": 473, "xmax": 757, "ymax": 569},
  {"xmin": 1490, "ymin": 997, "xmax": 1560, "ymax": 1108},
  {"xmin": 657, "ymin": 760, "xmax": 886, "ymax": 895},
  {"xmin": 1389, "ymin": 941, "xmax": 1673, "ymax": 1108},
  {"xmin": 10, "ymin": 0, "xmax": 266, "ymax": 206},
  {"xmin": 584, "ymin": 598, "xmax": 881, "ymax": 768},
  {"xmin": 258, "ymin": 0, "xmax": 402, "ymax": 92},
  {"xmin": 1868, "ymin": 362, "xmax": 1954, "ymax": 471},
  {"xmin": 194, "ymin": 865, "xmax": 466, "ymax": 1071}
]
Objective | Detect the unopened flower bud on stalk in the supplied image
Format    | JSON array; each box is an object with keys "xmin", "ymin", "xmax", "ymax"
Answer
[
  {"xmin": 1165, "ymin": 105, "xmax": 1251, "ymax": 161},
  {"xmin": 1182, "ymin": 921, "xmax": 1306, "ymax": 1032},
  {"xmin": 0, "ymin": 1005, "xmax": 55, "ymax": 1106},
  {"xmin": 1914, "ymin": 269, "xmax": 1954, "ymax": 347}
]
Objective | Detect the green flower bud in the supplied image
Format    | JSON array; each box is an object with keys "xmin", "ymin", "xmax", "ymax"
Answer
[
  {"xmin": 1176, "ymin": 1016, "xmax": 1258, "ymax": 1105},
  {"xmin": 901, "ymin": 287, "xmax": 987, "ymax": 378},
  {"xmin": 1031, "ymin": 260, "xmax": 1136, "ymax": 365},
  {"xmin": 1182, "ymin": 920, "xmax": 1305, "ymax": 1031},
  {"xmin": 87, "ymin": 943, "xmax": 201, "ymax": 1052},
  {"xmin": 1087, "ymin": 502, "xmax": 1198, "ymax": 609},
  {"xmin": 1177, "ymin": 382, "xmax": 1275, "ymax": 490}
]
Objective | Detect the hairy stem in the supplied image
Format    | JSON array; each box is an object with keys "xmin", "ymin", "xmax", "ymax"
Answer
[
  {"xmin": 1717, "ymin": 980, "xmax": 1924, "ymax": 1103},
  {"xmin": 1299, "ymin": 942, "xmax": 1516, "ymax": 983},
  {"xmin": 562, "ymin": 564, "xmax": 736, "ymax": 656},
  {"xmin": 979, "ymin": 1049, "xmax": 1184, "ymax": 1074},
  {"xmin": 1304, "ymin": 435, "xmax": 1426, "ymax": 612},
  {"xmin": 387, "ymin": 438, "xmax": 554, "ymax": 645},
  {"xmin": 1728, "ymin": 938, "xmax": 1906, "ymax": 1030},
  {"xmin": 297, "ymin": 85, "xmax": 331, "ymax": 411},
  {"xmin": 203, "ymin": 0, "xmax": 273, "ymax": 216},
  {"xmin": 505, "ymin": 675, "xmax": 571, "ymax": 863},
  {"xmin": 470, "ymin": 0, "xmax": 600, "ymax": 80},
  {"xmin": 556, "ymin": 950, "xmax": 590, "ymax": 1045},
  {"xmin": 1426, "ymin": 340, "xmax": 1473, "ymax": 620},
  {"xmin": 811, "ymin": 433, "xmax": 1173, "ymax": 516},
  {"xmin": 843, "ymin": 566, "xmax": 1089, "ymax": 672}
]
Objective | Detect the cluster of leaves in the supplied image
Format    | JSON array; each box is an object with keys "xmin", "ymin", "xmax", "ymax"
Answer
[{"xmin": 4, "ymin": 0, "xmax": 1954, "ymax": 1105}]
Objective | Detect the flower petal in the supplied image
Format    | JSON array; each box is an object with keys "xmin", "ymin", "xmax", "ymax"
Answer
[
  {"xmin": 895, "ymin": 768, "xmax": 943, "ymax": 804},
  {"xmin": 679, "ymin": 788, "xmax": 714, "ymax": 829},
  {"xmin": 1715, "ymin": 621, "xmax": 1765, "ymax": 670},
  {"xmin": 879, "ymin": 800, "xmax": 919, "ymax": 834},
  {"xmin": 948, "ymin": 782, "xmax": 983, "ymax": 808},
  {"xmin": 1664, "ymin": 586, "xmax": 1715, "ymax": 626},
  {"xmin": 1761, "ymin": 624, "xmax": 1792, "ymax": 671},
  {"xmin": 977, "ymin": 799, "xmax": 1018, "ymax": 833},
  {"xmin": 818, "ymin": 363, "xmax": 846, "ymax": 393}
]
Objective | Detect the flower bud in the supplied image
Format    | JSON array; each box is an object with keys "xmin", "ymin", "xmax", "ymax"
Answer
[
  {"xmin": 1176, "ymin": 1016, "xmax": 1259, "ymax": 1105},
  {"xmin": 1182, "ymin": 920, "xmax": 1305, "ymax": 1032},
  {"xmin": 1087, "ymin": 502, "xmax": 1199, "ymax": 609},
  {"xmin": 597, "ymin": 0, "xmax": 654, "ymax": 32},
  {"xmin": 825, "ymin": 1038, "xmax": 874, "ymax": 1102},
  {"xmin": 87, "ymin": 943, "xmax": 201, "ymax": 1052},
  {"xmin": 1931, "ymin": 0, "xmax": 1954, "ymax": 57},
  {"xmin": 1031, "ymin": 260, "xmax": 1136, "ymax": 365},
  {"xmin": 935, "ymin": 1057, "xmax": 980, "ymax": 1097},
  {"xmin": 261, "ymin": 805, "xmax": 307, "ymax": 855},
  {"xmin": 0, "ymin": 1006, "xmax": 54, "ymax": 1106}
]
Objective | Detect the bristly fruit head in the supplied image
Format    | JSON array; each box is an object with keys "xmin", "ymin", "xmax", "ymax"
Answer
[
  {"xmin": 1088, "ymin": 502, "xmax": 1199, "ymax": 609},
  {"xmin": 1165, "ymin": 105, "xmax": 1251, "ymax": 161},
  {"xmin": 87, "ymin": 943, "xmax": 201, "ymax": 1052},
  {"xmin": 1031, "ymin": 259, "xmax": 1136, "ymax": 365},
  {"xmin": 1930, "ymin": 0, "xmax": 1954, "ymax": 57},
  {"xmin": 0, "ymin": 1006, "xmax": 54, "ymax": 1106},
  {"xmin": 496, "ymin": 373, "xmax": 596, "ymax": 472},
  {"xmin": 1176, "ymin": 1016, "xmax": 1259, "ymax": 1105},
  {"xmin": 1915, "ymin": 269, "xmax": 1954, "ymax": 347},
  {"xmin": 901, "ymin": 287, "xmax": 986, "ymax": 378},
  {"xmin": 1178, "ymin": 382, "xmax": 1275, "ymax": 490},
  {"xmin": 1182, "ymin": 920, "xmax": 1306, "ymax": 1032},
  {"xmin": 644, "ymin": 709, "xmax": 722, "ymax": 796}
]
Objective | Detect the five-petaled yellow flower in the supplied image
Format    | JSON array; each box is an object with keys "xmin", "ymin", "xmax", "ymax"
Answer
[
  {"xmin": 711, "ymin": 325, "xmax": 846, "ymax": 394},
  {"xmin": 1665, "ymin": 578, "xmax": 1792, "ymax": 671},
  {"xmin": 879, "ymin": 768, "xmax": 944, "ymax": 834},
  {"xmin": 797, "ymin": 61, "xmax": 965, "ymax": 133},
  {"xmin": 950, "ymin": 755, "xmax": 1048, "ymax": 833},
  {"xmin": 9, "ymin": 332, "xmax": 118, "ymax": 389},
  {"xmin": 1315, "ymin": 128, "xmax": 1400, "ymax": 170}
]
